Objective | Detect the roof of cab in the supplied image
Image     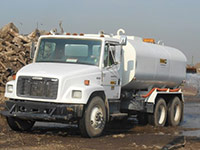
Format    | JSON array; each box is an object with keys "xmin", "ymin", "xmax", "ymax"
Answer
[{"xmin": 39, "ymin": 34, "xmax": 120, "ymax": 42}]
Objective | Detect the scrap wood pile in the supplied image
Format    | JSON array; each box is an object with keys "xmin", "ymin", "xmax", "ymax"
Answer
[{"xmin": 0, "ymin": 23, "xmax": 46, "ymax": 93}]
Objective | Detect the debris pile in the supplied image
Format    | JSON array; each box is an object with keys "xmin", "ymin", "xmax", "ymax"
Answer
[{"xmin": 0, "ymin": 23, "xmax": 46, "ymax": 93}]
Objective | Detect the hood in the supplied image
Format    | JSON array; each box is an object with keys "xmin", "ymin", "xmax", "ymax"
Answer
[{"xmin": 17, "ymin": 63, "xmax": 100, "ymax": 79}]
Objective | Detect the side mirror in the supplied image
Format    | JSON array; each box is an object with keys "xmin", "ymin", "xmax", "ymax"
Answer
[
  {"xmin": 120, "ymin": 36, "xmax": 127, "ymax": 46},
  {"xmin": 30, "ymin": 42, "xmax": 36, "ymax": 59}
]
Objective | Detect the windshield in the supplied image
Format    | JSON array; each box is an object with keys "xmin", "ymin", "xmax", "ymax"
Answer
[{"xmin": 35, "ymin": 38, "xmax": 102, "ymax": 66}]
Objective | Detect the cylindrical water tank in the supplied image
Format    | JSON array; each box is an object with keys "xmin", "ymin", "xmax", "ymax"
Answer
[{"xmin": 121, "ymin": 38, "xmax": 187, "ymax": 90}]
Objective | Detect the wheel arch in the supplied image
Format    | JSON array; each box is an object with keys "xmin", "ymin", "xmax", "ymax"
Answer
[
  {"xmin": 155, "ymin": 93, "xmax": 184, "ymax": 105},
  {"xmin": 147, "ymin": 90, "xmax": 183, "ymax": 103}
]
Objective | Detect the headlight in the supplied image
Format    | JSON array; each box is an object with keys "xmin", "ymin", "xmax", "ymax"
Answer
[
  {"xmin": 72, "ymin": 90, "xmax": 82, "ymax": 98},
  {"xmin": 7, "ymin": 85, "xmax": 13, "ymax": 93}
]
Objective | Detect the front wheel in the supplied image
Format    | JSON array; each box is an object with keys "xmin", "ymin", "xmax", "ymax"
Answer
[
  {"xmin": 7, "ymin": 117, "xmax": 35, "ymax": 131},
  {"xmin": 167, "ymin": 97, "xmax": 183, "ymax": 126},
  {"xmin": 148, "ymin": 98, "xmax": 167, "ymax": 126},
  {"xmin": 79, "ymin": 96, "xmax": 106, "ymax": 138}
]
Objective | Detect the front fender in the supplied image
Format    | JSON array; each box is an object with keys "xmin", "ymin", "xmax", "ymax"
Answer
[{"xmin": 61, "ymin": 84, "xmax": 104, "ymax": 104}]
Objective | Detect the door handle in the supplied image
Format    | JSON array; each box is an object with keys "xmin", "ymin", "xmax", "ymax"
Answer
[{"xmin": 118, "ymin": 79, "xmax": 120, "ymax": 85}]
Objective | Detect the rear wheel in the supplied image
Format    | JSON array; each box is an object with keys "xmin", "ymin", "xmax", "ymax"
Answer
[
  {"xmin": 167, "ymin": 97, "xmax": 182, "ymax": 126},
  {"xmin": 148, "ymin": 98, "xmax": 167, "ymax": 126},
  {"xmin": 79, "ymin": 96, "xmax": 106, "ymax": 138},
  {"xmin": 6, "ymin": 117, "xmax": 35, "ymax": 131}
]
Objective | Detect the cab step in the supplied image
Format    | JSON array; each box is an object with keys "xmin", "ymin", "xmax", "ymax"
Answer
[{"xmin": 110, "ymin": 113, "xmax": 128, "ymax": 118}]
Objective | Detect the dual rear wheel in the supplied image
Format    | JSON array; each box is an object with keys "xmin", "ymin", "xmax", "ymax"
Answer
[
  {"xmin": 138, "ymin": 97, "xmax": 183, "ymax": 126},
  {"xmin": 148, "ymin": 96, "xmax": 183, "ymax": 127}
]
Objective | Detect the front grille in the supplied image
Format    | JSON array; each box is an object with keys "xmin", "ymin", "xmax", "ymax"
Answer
[{"xmin": 17, "ymin": 76, "xmax": 59, "ymax": 99}]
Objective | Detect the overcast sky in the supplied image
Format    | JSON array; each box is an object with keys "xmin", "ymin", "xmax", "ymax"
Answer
[{"xmin": 0, "ymin": 0, "xmax": 199, "ymax": 64}]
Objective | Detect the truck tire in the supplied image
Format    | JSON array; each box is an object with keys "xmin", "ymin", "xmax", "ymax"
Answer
[
  {"xmin": 148, "ymin": 98, "xmax": 167, "ymax": 126},
  {"xmin": 6, "ymin": 117, "xmax": 35, "ymax": 131},
  {"xmin": 167, "ymin": 97, "xmax": 182, "ymax": 126},
  {"xmin": 79, "ymin": 96, "xmax": 106, "ymax": 138}
]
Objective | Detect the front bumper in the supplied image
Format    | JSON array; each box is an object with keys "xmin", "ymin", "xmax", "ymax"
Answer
[{"xmin": 0, "ymin": 99, "xmax": 84, "ymax": 123}]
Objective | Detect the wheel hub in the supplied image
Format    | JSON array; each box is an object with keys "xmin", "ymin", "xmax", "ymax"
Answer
[{"xmin": 90, "ymin": 106, "xmax": 104, "ymax": 129}]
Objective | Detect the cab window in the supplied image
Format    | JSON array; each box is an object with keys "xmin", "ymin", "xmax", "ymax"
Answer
[{"xmin": 104, "ymin": 44, "xmax": 116, "ymax": 67}]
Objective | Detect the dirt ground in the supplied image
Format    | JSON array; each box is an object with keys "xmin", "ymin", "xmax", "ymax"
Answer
[{"xmin": 0, "ymin": 97, "xmax": 200, "ymax": 150}]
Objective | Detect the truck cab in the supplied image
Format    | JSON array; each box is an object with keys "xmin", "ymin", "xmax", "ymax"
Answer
[{"xmin": 2, "ymin": 33, "xmax": 126, "ymax": 137}]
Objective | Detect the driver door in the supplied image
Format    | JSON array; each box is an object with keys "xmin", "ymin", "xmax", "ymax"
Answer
[{"xmin": 101, "ymin": 42, "xmax": 121, "ymax": 99}]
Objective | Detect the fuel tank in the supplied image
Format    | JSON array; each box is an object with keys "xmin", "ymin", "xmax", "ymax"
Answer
[{"xmin": 121, "ymin": 37, "xmax": 187, "ymax": 90}]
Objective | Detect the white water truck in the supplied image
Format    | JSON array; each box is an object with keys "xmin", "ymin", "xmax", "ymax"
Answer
[{"xmin": 1, "ymin": 29, "xmax": 187, "ymax": 137}]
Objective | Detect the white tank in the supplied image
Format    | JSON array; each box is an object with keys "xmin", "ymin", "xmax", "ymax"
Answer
[{"xmin": 121, "ymin": 37, "xmax": 187, "ymax": 90}]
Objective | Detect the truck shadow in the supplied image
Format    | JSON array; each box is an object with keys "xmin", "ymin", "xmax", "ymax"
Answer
[
  {"xmin": 27, "ymin": 117, "xmax": 142, "ymax": 137},
  {"xmin": 105, "ymin": 118, "xmax": 138, "ymax": 135},
  {"xmin": 30, "ymin": 122, "xmax": 81, "ymax": 137}
]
